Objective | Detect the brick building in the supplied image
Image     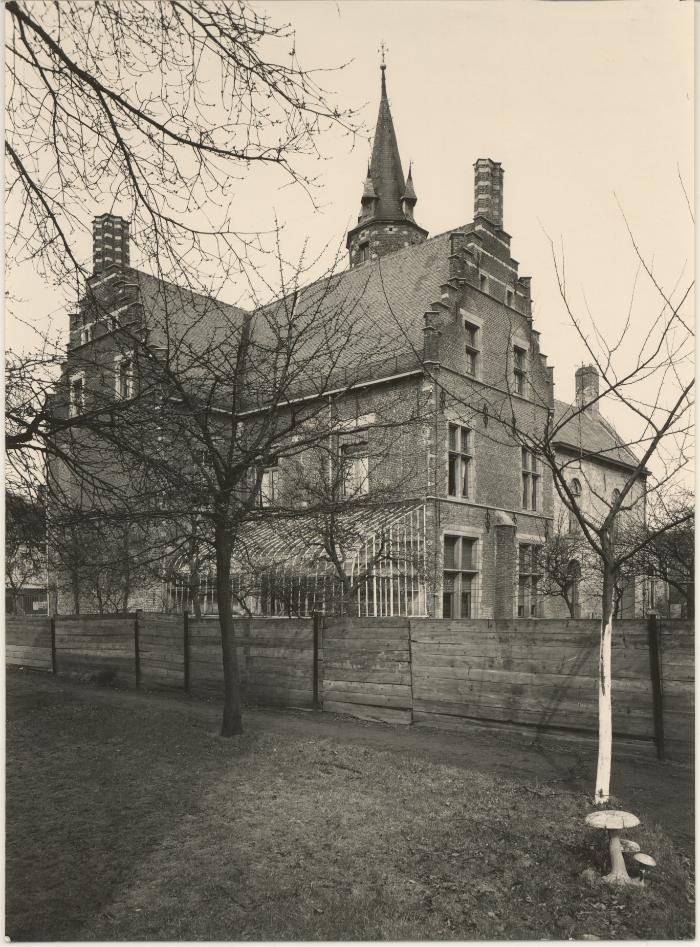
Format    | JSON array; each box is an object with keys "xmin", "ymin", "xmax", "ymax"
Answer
[
  {"xmin": 547, "ymin": 366, "xmax": 646, "ymax": 619},
  {"xmin": 48, "ymin": 62, "xmax": 644, "ymax": 619}
]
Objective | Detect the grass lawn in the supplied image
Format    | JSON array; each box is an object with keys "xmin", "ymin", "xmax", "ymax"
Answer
[{"xmin": 6, "ymin": 669, "xmax": 694, "ymax": 941}]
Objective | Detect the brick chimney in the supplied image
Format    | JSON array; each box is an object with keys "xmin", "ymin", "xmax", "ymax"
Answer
[
  {"xmin": 93, "ymin": 214, "xmax": 130, "ymax": 274},
  {"xmin": 575, "ymin": 364, "xmax": 600, "ymax": 413},
  {"xmin": 474, "ymin": 158, "xmax": 504, "ymax": 229}
]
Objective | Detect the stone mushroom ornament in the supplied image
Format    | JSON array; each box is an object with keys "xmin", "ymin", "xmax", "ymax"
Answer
[
  {"xmin": 633, "ymin": 852, "xmax": 657, "ymax": 882},
  {"xmin": 585, "ymin": 810, "xmax": 642, "ymax": 885}
]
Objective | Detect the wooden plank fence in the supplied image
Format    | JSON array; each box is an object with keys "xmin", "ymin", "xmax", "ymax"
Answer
[
  {"xmin": 409, "ymin": 619, "xmax": 653, "ymax": 738},
  {"xmin": 321, "ymin": 617, "xmax": 413, "ymax": 724},
  {"xmin": 6, "ymin": 613, "xmax": 693, "ymax": 759},
  {"xmin": 6, "ymin": 616, "xmax": 53, "ymax": 671}
]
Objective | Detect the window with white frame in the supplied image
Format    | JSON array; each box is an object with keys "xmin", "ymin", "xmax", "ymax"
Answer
[
  {"xmin": 443, "ymin": 534, "xmax": 478, "ymax": 618},
  {"xmin": 513, "ymin": 345, "xmax": 527, "ymax": 396},
  {"xmin": 78, "ymin": 323, "xmax": 93, "ymax": 346},
  {"xmin": 69, "ymin": 373, "xmax": 85, "ymax": 417},
  {"xmin": 259, "ymin": 464, "xmax": 279, "ymax": 507},
  {"xmin": 521, "ymin": 448, "xmax": 540, "ymax": 511},
  {"xmin": 448, "ymin": 423, "xmax": 472, "ymax": 499},
  {"xmin": 518, "ymin": 543, "xmax": 543, "ymax": 617},
  {"xmin": 339, "ymin": 433, "xmax": 369, "ymax": 497},
  {"xmin": 114, "ymin": 354, "xmax": 135, "ymax": 399},
  {"xmin": 464, "ymin": 321, "xmax": 480, "ymax": 377}
]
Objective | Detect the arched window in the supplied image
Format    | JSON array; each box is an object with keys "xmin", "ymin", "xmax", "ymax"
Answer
[
  {"xmin": 567, "ymin": 559, "xmax": 582, "ymax": 618},
  {"xmin": 568, "ymin": 478, "xmax": 582, "ymax": 533}
]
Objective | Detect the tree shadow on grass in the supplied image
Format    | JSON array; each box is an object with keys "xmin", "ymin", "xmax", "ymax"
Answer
[{"xmin": 5, "ymin": 671, "xmax": 256, "ymax": 941}]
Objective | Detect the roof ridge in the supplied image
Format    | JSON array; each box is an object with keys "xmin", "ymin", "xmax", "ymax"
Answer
[{"xmin": 133, "ymin": 267, "xmax": 250, "ymax": 315}]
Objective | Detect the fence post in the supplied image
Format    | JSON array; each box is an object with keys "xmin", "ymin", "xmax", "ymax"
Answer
[
  {"xmin": 183, "ymin": 610, "xmax": 191, "ymax": 695},
  {"xmin": 50, "ymin": 615, "xmax": 57, "ymax": 674},
  {"xmin": 312, "ymin": 612, "xmax": 321, "ymax": 710},
  {"xmin": 134, "ymin": 610, "xmax": 142, "ymax": 690},
  {"xmin": 647, "ymin": 612, "xmax": 665, "ymax": 760}
]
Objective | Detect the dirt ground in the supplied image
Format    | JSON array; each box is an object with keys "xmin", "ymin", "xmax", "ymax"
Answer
[{"xmin": 17, "ymin": 668, "xmax": 695, "ymax": 852}]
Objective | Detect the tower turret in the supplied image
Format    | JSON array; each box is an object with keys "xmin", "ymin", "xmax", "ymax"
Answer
[{"xmin": 347, "ymin": 60, "xmax": 428, "ymax": 268}]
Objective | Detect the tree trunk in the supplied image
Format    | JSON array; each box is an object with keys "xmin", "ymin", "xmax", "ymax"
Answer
[
  {"xmin": 71, "ymin": 568, "xmax": 80, "ymax": 615},
  {"xmin": 595, "ymin": 552, "xmax": 615, "ymax": 804},
  {"xmin": 215, "ymin": 525, "xmax": 243, "ymax": 736},
  {"xmin": 190, "ymin": 561, "xmax": 202, "ymax": 618}
]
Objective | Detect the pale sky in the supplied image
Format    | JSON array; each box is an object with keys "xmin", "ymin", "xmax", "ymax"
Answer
[{"xmin": 7, "ymin": 0, "xmax": 694, "ymax": 470}]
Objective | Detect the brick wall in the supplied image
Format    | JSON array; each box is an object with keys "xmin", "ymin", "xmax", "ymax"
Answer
[{"xmin": 348, "ymin": 220, "xmax": 427, "ymax": 268}]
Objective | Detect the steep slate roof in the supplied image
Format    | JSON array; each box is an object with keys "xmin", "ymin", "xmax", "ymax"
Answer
[
  {"xmin": 122, "ymin": 231, "xmax": 450, "ymax": 396},
  {"xmin": 253, "ymin": 230, "xmax": 452, "ymax": 386},
  {"xmin": 553, "ymin": 399, "xmax": 641, "ymax": 471},
  {"xmin": 135, "ymin": 269, "xmax": 247, "ymax": 350},
  {"xmin": 368, "ymin": 65, "xmax": 408, "ymax": 220}
]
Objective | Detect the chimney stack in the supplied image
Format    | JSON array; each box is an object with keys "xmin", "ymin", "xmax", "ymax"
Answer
[
  {"xmin": 93, "ymin": 214, "xmax": 130, "ymax": 274},
  {"xmin": 575, "ymin": 364, "xmax": 600, "ymax": 413},
  {"xmin": 474, "ymin": 158, "xmax": 504, "ymax": 229}
]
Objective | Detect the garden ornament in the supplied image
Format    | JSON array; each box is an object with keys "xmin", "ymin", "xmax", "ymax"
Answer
[{"xmin": 585, "ymin": 809, "xmax": 641, "ymax": 885}]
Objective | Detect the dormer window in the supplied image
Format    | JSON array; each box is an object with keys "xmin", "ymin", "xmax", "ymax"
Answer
[
  {"xmin": 506, "ymin": 289, "xmax": 514, "ymax": 307},
  {"xmin": 480, "ymin": 273, "xmax": 488, "ymax": 293},
  {"xmin": 357, "ymin": 241, "xmax": 370, "ymax": 263}
]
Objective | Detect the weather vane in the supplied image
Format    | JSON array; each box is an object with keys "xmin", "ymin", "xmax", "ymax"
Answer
[{"xmin": 379, "ymin": 41, "xmax": 388, "ymax": 68}]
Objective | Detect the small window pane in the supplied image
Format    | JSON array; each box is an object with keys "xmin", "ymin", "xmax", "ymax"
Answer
[
  {"xmin": 460, "ymin": 582, "xmax": 472, "ymax": 619},
  {"xmin": 443, "ymin": 592, "xmax": 454, "ymax": 619},
  {"xmin": 444, "ymin": 536, "xmax": 457, "ymax": 570},
  {"xmin": 461, "ymin": 538, "xmax": 475, "ymax": 571}
]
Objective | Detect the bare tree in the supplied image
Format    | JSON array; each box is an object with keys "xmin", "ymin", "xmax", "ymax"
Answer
[
  {"xmin": 6, "ymin": 0, "xmax": 360, "ymax": 295},
  {"xmin": 5, "ymin": 490, "xmax": 46, "ymax": 615},
  {"xmin": 232, "ymin": 413, "xmax": 429, "ymax": 617},
  {"xmin": 536, "ymin": 512, "xmax": 588, "ymax": 618},
  {"xmin": 5, "ymin": 0, "xmax": 363, "ymax": 494},
  {"xmin": 46, "ymin": 237, "xmax": 414, "ymax": 735},
  {"xmin": 622, "ymin": 490, "xmax": 694, "ymax": 620},
  {"xmin": 424, "ymin": 198, "xmax": 693, "ymax": 803}
]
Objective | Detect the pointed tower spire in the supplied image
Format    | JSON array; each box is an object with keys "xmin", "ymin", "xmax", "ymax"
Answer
[
  {"xmin": 368, "ymin": 55, "xmax": 407, "ymax": 220},
  {"xmin": 346, "ymin": 58, "xmax": 427, "ymax": 268},
  {"xmin": 402, "ymin": 163, "xmax": 417, "ymax": 220},
  {"xmin": 359, "ymin": 164, "xmax": 377, "ymax": 221}
]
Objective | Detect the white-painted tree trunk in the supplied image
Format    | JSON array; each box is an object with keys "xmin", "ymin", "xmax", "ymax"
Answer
[{"xmin": 595, "ymin": 557, "xmax": 615, "ymax": 804}]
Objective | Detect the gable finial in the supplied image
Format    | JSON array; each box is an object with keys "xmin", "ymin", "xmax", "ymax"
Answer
[{"xmin": 379, "ymin": 40, "xmax": 388, "ymax": 70}]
